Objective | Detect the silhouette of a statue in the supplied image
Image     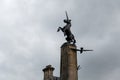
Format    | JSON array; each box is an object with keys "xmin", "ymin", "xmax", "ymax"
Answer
[{"xmin": 57, "ymin": 12, "xmax": 76, "ymax": 44}]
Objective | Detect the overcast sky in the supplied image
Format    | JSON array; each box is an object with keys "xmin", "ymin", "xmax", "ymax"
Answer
[{"xmin": 0, "ymin": 0, "xmax": 120, "ymax": 80}]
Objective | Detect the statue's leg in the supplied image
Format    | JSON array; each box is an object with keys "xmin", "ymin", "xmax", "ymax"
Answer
[
  {"xmin": 57, "ymin": 27, "xmax": 61, "ymax": 32},
  {"xmin": 71, "ymin": 34, "xmax": 76, "ymax": 44},
  {"xmin": 66, "ymin": 37, "xmax": 71, "ymax": 43},
  {"xmin": 73, "ymin": 39, "xmax": 76, "ymax": 44}
]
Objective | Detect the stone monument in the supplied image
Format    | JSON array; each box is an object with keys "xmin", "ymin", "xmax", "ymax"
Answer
[
  {"xmin": 60, "ymin": 43, "xmax": 78, "ymax": 80},
  {"xmin": 57, "ymin": 12, "xmax": 78, "ymax": 80},
  {"xmin": 42, "ymin": 12, "xmax": 93, "ymax": 80}
]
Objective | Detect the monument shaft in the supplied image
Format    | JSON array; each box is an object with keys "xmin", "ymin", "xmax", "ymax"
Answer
[{"xmin": 60, "ymin": 43, "xmax": 78, "ymax": 80}]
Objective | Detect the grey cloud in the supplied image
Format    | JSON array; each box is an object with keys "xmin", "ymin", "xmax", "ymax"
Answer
[{"xmin": 0, "ymin": 0, "xmax": 120, "ymax": 80}]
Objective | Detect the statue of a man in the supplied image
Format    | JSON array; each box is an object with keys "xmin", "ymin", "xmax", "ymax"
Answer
[{"xmin": 57, "ymin": 12, "xmax": 76, "ymax": 44}]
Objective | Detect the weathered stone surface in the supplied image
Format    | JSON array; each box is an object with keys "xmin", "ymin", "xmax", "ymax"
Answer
[
  {"xmin": 60, "ymin": 43, "xmax": 78, "ymax": 80},
  {"xmin": 43, "ymin": 65, "xmax": 55, "ymax": 80}
]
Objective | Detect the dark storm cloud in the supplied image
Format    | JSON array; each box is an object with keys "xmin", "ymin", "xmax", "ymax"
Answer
[{"xmin": 0, "ymin": 0, "xmax": 120, "ymax": 80}]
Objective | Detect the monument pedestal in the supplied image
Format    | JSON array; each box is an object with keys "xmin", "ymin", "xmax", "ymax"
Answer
[{"xmin": 60, "ymin": 43, "xmax": 78, "ymax": 80}]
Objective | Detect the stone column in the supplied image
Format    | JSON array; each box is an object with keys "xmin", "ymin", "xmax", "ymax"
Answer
[
  {"xmin": 43, "ymin": 65, "xmax": 55, "ymax": 80},
  {"xmin": 60, "ymin": 43, "xmax": 78, "ymax": 80}
]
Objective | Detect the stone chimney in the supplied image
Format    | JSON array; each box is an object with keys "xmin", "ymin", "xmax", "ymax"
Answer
[{"xmin": 43, "ymin": 65, "xmax": 55, "ymax": 80}]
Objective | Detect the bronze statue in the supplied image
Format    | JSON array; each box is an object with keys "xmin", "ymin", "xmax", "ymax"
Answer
[{"xmin": 57, "ymin": 11, "xmax": 76, "ymax": 44}]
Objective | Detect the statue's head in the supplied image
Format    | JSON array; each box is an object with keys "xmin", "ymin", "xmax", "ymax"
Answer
[{"xmin": 63, "ymin": 19, "xmax": 71, "ymax": 23}]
